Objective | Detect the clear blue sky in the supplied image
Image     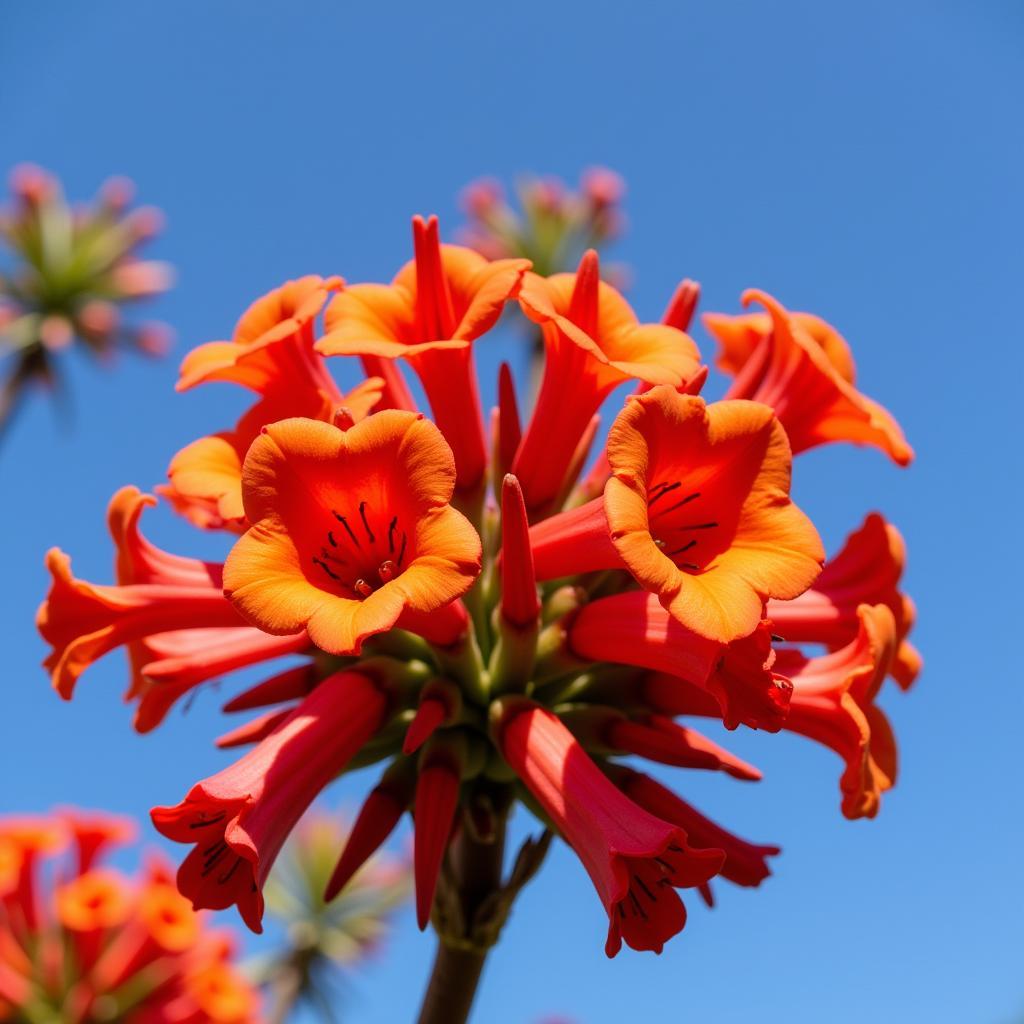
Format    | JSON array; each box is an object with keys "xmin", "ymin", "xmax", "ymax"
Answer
[{"xmin": 2, "ymin": 2, "xmax": 1022, "ymax": 1022}]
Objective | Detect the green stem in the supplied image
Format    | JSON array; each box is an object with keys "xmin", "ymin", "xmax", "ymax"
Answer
[
  {"xmin": 415, "ymin": 818, "xmax": 507, "ymax": 1024},
  {"xmin": 267, "ymin": 959, "xmax": 306, "ymax": 1024}
]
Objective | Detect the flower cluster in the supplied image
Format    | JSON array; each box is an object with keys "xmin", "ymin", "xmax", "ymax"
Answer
[
  {"xmin": 37, "ymin": 212, "xmax": 917, "ymax": 961},
  {"xmin": 0, "ymin": 164, "xmax": 172, "ymax": 434},
  {"xmin": 0, "ymin": 810, "xmax": 259, "ymax": 1022},
  {"xmin": 458, "ymin": 168, "xmax": 626, "ymax": 279}
]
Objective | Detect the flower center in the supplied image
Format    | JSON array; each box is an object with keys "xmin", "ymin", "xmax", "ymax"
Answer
[
  {"xmin": 311, "ymin": 501, "xmax": 409, "ymax": 599},
  {"xmin": 647, "ymin": 480, "xmax": 717, "ymax": 571}
]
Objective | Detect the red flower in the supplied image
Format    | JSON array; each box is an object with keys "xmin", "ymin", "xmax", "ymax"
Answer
[
  {"xmin": 317, "ymin": 216, "xmax": 529, "ymax": 489},
  {"xmin": 767, "ymin": 512, "xmax": 920, "ymax": 688},
  {"xmin": 512, "ymin": 252, "xmax": 701, "ymax": 512},
  {"xmin": 152, "ymin": 670, "xmax": 388, "ymax": 931},
  {"xmin": 710, "ymin": 291, "xmax": 913, "ymax": 465},
  {"xmin": 495, "ymin": 702, "xmax": 723, "ymax": 956},
  {"xmin": 567, "ymin": 592, "xmax": 792, "ymax": 732}
]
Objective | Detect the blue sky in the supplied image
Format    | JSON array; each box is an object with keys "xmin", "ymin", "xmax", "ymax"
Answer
[{"xmin": 2, "ymin": 2, "xmax": 1022, "ymax": 1022}]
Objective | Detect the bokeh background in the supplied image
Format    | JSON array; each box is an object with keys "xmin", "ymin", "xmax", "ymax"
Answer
[{"xmin": 3, "ymin": 2, "xmax": 1022, "ymax": 1021}]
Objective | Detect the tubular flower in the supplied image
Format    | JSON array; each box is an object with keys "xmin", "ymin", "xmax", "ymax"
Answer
[
  {"xmin": 0, "ymin": 165, "xmax": 172, "ymax": 437},
  {"xmin": 165, "ymin": 376, "xmax": 384, "ymax": 532},
  {"xmin": 709, "ymin": 290, "xmax": 913, "ymax": 465},
  {"xmin": 767, "ymin": 512, "xmax": 921, "ymax": 688},
  {"xmin": 36, "ymin": 486, "xmax": 311, "ymax": 730},
  {"xmin": 317, "ymin": 215, "xmax": 530, "ymax": 489},
  {"xmin": 703, "ymin": 307, "xmax": 856, "ymax": 381},
  {"xmin": 773, "ymin": 604, "xmax": 900, "ymax": 819},
  {"xmin": 222, "ymin": 412, "xmax": 481, "ymax": 655},
  {"xmin": 567, "ymin": 592, "xmax": 792, "ymax": 731},
  {"xmin": 37, "ymin": 197, "xmax": 919, "ymax": 985},
  {"xmin": 177, "ymin": 275, "xmax": 342, "ymax": 393},
  {"xmin": 152, "ymin": 670, "xmax": 389, "ymax": 932},
  {"xmin": 513, "ymin": 252, "xmax": 701, "ymax": 512},
  {"xmin": 495, "ymin": 702, "xmax": 723, "ymax": 956},
  {"xmin": 611, "ymin": 768, "xmax": 779, "ymax": 905},
  {"xmin": 530, "ymin": 387, "xmax": 824, "ymax": 642},
  {"xmin": 0, "ymin": 811, "xmax": 259, "ymax": 1023}
]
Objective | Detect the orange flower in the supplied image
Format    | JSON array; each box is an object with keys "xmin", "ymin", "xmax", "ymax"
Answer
[
  {"xmin": 768, "ymin": 512, "xmax": 920, "ymax": 689},
  {"xmin": 0, "ymin": 810, "xmax": 262, "ymax": 1022},
  {"xmin": 713, "ymin": 291, "xmax": 912, "ymax": 465},
  {"xmin": 317, "ymin": 215, "xmax": 529, "ymax": 488},
  {"xmin": 223, "ymin": 412, "xmax": 481, "ymax": 655},
  {"xmin": 775, "ymin": 604, "xmax": 899, "ymax": 819},
  {"xmin": 177, "ymin": 274, "xmax": 342, "ymax": 393},
  {"xmin": 530, "ymin": 387, "xmax": 824, "ymax": 642},
  {"xmin": 55, "ymin": 870, "xmax": 132, "ymax": 932},
  {"xmin": 644, "ymin": 604, "xmax": 900, "ymax": 819},
  {"xmin": 512, "ymin": 251, "xmax": 702, "ymax": 512},
  {"xmin": 569, "ymin": 593, "xmax": 792, "ymax": 732},
  {"xmin": 165, "ymin": 377, "xmax": 383, "ymax": 532},
  {"xmin": 180, "ymin": 960, "xmax": 261, "ymax": 1022},
  {"xmin": 703, "ymin": 307, "xmax": 856, "ymax": 382},
  {"xmin": 37, "ymin": 549, "xmax": 242, "ymax": 701},
  {"xmin": 38, "ymin": 487, "xmax": 311, "ymax": 731}
]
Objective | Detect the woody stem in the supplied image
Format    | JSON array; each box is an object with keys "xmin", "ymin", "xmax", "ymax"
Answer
[{"xmin": 416, "ymin": 818, "xmax": 508, "ymax": 1024}]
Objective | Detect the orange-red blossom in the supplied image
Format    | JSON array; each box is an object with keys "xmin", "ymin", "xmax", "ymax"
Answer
[
  {"xmin": 0, "ymin": 810, "xmax": 259, "ymax": 1023},
  {"xmin": 35, "ymin": 209, "xmax": 919, "ymax": 974}
]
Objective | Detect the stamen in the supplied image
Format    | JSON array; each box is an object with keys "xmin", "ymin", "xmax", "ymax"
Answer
[
  {"xmin": 667, "ymin": 540, "xmax": 696, "ymax": 556},
  {"xmin": 647, "ymin": 481, "xmax": 682, "ymax": 507},
  {"xmin": 201, "ymin": 842, "xmax": 229, "ymax": 876},
  {"xmin": 660, "ymin": 491, "xmax": 701, "ymax": 515},
  {"xmin": 378, "ymin": 560, "xmax": 397, "ymax": 583},
  {"xmin": 354, "ymin": 579, "xmax": 374, "ymax": 598},
  {"xmin": 218, "ymin": 857, "xmax": 242, "ymax": 885},
  {"xmin": 313, "ymin": 556, "xmax": 343, "ymax": 582},
  {"xmin": 358, "ymin": 501, "xmax": 375, "ymax": 543},
  {"xmin": 332, "ymin": 511, "xmax": 360, "ymax": 547},
  {"xmin": 628, "ymin": 889, "xmax": 648, "ymax": 921},
  {"xmin": 634, "ymin": 873, "xmax": 656, "ymax": 902}
]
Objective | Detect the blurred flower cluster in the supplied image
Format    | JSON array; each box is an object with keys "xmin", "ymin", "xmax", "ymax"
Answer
[
  {"xmin": 0, "ymin": 164, "xmax": 172, "ymax": 435},
  {"xmin": 254, "ymin": 812, "xmax": 410, "ymax": 1023},
  {"xmin": 0, "ymin": 810, "xmax": 259, "ymax": 1023},
  {"xmin": 458, "ymin": 168, "xmax": 627, "ymax": 281}
]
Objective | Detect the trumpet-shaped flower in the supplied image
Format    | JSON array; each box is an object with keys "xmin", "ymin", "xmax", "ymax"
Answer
[
  {"xmin": 768, "ymin": 512, "xmax": 920, "ymax": 688},
  {"xmin": 223, "ymin": 412, "xmax": 481, "ymax": 654},
  {"xmin": 152, "ymin": 670, "xmax": 388, "ymax": 931},
  {"xmin": 711, "ymin": 291, "xmax": 912, "ymax": 464},
  {"xmin": 531, "ymin": 388, "xmax": 824, "ymax": 642},
  {"xmin": 317, "ymin": 216, "xmax": 529, "ymax": 488},
  {"xmin": 495, "ymin": 702, "xmax": 723, "ymax": 956},
  {"xmin": 513, "ymin": 252, "xmax": 701, "ymax": 512},
  {"xmin": 177, "ymin": 275, "xmax": 342, "ymax": 394}
]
